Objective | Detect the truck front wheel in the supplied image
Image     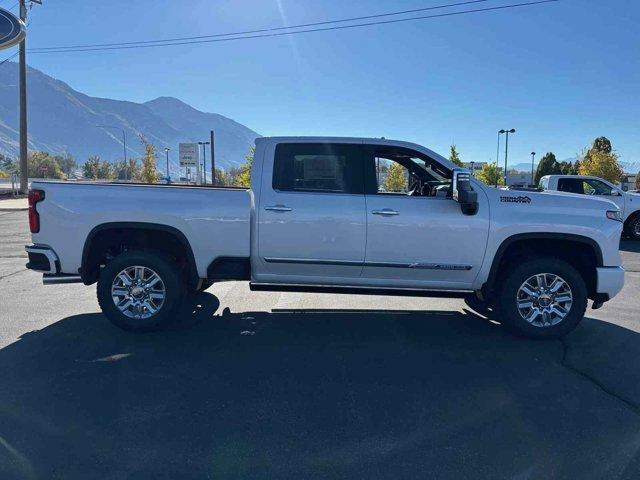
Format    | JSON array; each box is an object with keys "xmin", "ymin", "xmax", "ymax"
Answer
[
  {"xmin": 97, "ymin": 250, "xmax": 186, "ymax": 332},
  {"xmin": 625, "ymin": 213, "xmax": 640, "ymax": 241},
  {"xmin": 496, "ymin": 258, "xmax": 587, "ymax": 339}
]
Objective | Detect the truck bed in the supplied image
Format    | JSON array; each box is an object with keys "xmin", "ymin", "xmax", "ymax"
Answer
[{"xmin": 30, "ymin": 181, "xmax": 251, "ymax": 278}]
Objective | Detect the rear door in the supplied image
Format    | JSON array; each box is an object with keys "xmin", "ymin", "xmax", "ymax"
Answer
[{"xmin": 255, "ymin": 142, "xmax": 367, "ymax": 285}]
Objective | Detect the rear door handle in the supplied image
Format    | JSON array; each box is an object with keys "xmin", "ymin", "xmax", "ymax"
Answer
[
  {"xmin": 264, "ymin": 205, "xmax": 292, "ymax": 212},
  {"xmin": 372, "ymin": 209, "xmax": 399, "ymax": 216}
]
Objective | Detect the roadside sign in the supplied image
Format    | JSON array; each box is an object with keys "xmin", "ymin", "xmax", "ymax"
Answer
[
  {"xmin": 179, "ymin": 143, "xmax": 199, "ymax": 167},
  {"xmin": 0, "ymin": 8, "xmax": 25, "ymax": 50}
]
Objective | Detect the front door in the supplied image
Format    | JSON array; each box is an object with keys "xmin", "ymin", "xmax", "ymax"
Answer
[
  {"xmin": 255, "ymin": 142, "xmax": 367, "ymax": 285},
  {"xmin": 361, "ymin": 145, "xmax": 489, "ymax": 290}
]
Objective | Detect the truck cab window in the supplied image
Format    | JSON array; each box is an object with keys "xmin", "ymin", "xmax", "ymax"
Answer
[
  {"xmin": 558, "ymin": 178, "xmax": 613, "ymax": 195},
  {"xmin": 367, "ymin": 147, "xmax": 452, "ymax": 197},
  {"xmin": 273, "ymin": 143, "xmax": 363, "ymax": 194}
]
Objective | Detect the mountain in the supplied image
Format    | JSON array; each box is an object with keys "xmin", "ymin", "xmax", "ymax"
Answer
[{"xmin": 0, "ymin": 62, "xmax": 260, "ymax": 171}]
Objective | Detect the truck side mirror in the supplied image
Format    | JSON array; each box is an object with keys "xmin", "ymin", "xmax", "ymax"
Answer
[{"xmin": 452, "ymin": 169, "xmax": 478, "ymax": 215}]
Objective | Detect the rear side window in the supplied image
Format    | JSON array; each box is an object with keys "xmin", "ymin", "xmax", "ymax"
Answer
[
  {"xmin": 557, "ymin": 178, "xmax": 585, "ymax": 194},
  {"xmin": 273, "ymin": 143, "xmax": 363, "ymax": 194}
]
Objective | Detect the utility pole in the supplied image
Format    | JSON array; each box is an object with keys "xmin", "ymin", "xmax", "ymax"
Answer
[
  {"xmin": 18, "ymin": 0, "xmax": 28, "ymax": 193},
  {"xmin": 17, "ymin": 0, "xmax": 41, "ymax": 193}
]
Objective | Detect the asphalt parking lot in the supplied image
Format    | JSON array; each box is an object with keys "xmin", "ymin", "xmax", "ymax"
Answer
[{"xmin": 1, "ymin": 209, "xmax": 640, "ymax": 479}]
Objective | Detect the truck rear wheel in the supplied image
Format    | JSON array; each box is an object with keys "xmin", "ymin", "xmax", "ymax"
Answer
[
  {"xmin": 496, "ymin": 258, "xmax": 587, "ymax": 339},
  {"xmin": 97, "ymin": 250, "xmax": 186, "ymax": 332}
]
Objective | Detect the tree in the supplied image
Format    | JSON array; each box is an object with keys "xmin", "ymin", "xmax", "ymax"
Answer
[
  {"xmin": 114, "ymin": 158, "xmax": 142, "ymax": 181},
  {"xmin": 97, "ymin": 160, "xmax": 115, "ymax": 180},
  {"xmin": 383, "ymin": 162, "xmax": 408, "ymax": 192},
  {"xmin": 476, "ymin": 162, "xmax": 504, "ymax": 186},
  {"xmin": 57, "ymin": 153, "xmax": 77, "ymax": 177},
  {"xmin": 592, "ymin": 136, "xmax": 612, "ymax": 154},
  {"xmin": 28, "ymin": 151, "xmax": 64, "ymax": 179},
  {"xmin": 635, "ymin": 172, "xmax": 640, "ymax": 190},
  {"xmin": 578, "ymin": 150, "xmax": 623, "ymax": 183},
  {"xmin": 83, "ymin": 155, "xmax": 101, "ymax": 180},
  {"xmin": 235, "ymin": 145, "xmax": 255, "ymax": 188},
  {"xmin": 214, "ymin": 168, "xmax": 229, "ymax": 186},
  {"xmin": 557, "ymin": 160, "xmax": 577, "ymax": 175},
  {"xmin": 577, "ymin": 136, "xmax": 623, "ymax": 183},
  {"xmin": 0, "ymin": 154, "xmax": 16, "ymax": 173},
  {"xmin": 139, "ymin": 135, "xmax": 159, "ymax": 184},
  {"xmin": 534, "ymin": 152, "xmax": 560, "ymax": 185},
  {"xmin": 449, "ymin": 144, "xmax": 464, "ymax": 167}
]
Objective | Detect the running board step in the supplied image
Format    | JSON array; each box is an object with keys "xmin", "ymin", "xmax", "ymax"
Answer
[
  {"xmin": 249, "ymin": 283, "xmax": 471, "ymax": 298},
  {"xmin": 43, "ymin": 274, "xmax": 83, "ymax": 285}
]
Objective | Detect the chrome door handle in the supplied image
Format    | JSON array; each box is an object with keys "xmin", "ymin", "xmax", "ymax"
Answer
[
  {"xmin": 372, "ymin": 209, "xmax": 399, "ymax": 216},
  {"xmin": 264, "ymin": 205, "xmax": 292, "ymax": 212}
]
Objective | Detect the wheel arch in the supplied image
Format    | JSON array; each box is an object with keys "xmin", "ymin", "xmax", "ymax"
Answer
[
  {"xmin": 483, "ymin": 233, "xmax": 603, "ymax": 299},
  {"xmin": 80, "ymin": 222, "xmax": 198, "ymax": 287}
]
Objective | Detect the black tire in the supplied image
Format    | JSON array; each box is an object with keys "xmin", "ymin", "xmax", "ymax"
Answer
[
  {"xmin": 97, "ymin": 250, "xmax": 186, "ymax": 332},
  {"xmin": 496, "ymin": 258, "xmax": 587, "ymax": 339},
  {"xmin": 625, "ymin": 213, "xmax": 640, "ymax": 241}
]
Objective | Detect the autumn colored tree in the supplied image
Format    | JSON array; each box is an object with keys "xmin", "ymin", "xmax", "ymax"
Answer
[
  {"xmin": 139, "ymin": 135, "xmax": 159, "ymax": 184},
  {"xmin": 235, "ymin": 145, "xmax": 255, "ymax": 188},
  {"xmin": 383, "ymin": 162, "xmax": 408, "ymax": 192},
  {"xmin": 28, "ymin": 151, "xmax": 65, "ymax": 179},
  {"xmin": 476, "ymin": 162, "xmax": 504, "ymax": 186},
  {"xmin": 578, "ymin": 150, "xmax": 623, "ymax": 183}
]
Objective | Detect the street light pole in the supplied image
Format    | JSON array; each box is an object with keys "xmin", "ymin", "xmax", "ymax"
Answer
[
  {"xmin": 530, "ymin": 151, "xmax": 536, "ymax": 186},
  {"xmin": 198, "ymin": 141, "xmax": 210, "ymax": 185},
  {"xmin": 164, "ymin": 147, "xmax": 171, "ymax": 183},
  {"xmin": 497, "ymin": 128, "xmax": 515, "ymax": 186},
  {"xmin": 496, "ymin": 130, "xmax": 504, "ymax": 187},
  {"xmin": 96, "ymin": 125, "xmax": 127, "ymax": 180}
]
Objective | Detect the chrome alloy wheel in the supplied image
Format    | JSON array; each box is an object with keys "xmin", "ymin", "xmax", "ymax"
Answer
[
  {"xmin": 111, "ymin": 266, "xmax": 166, "ymax": 319},
  {"xmin": 516, "ymin": 273, "xmax": 573, "ymax": 327},
  {"xmin": 633, "ymin": 217, "xmax": 640, "ymax": 236}
]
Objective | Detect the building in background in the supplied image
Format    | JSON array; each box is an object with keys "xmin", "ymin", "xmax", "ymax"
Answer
[
  {"xmin": 463, "ymin": 162, "xmax": 487, "ymax": 176},
  {"xmin": 506, "ymin": 171, "xmax": 532, "ymax": 187},
  {"xmin": 620, "ymin": 174, "xmax": 637, "ymax": 191}
]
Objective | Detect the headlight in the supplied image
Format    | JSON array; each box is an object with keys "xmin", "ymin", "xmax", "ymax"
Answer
[{"xmin": 606, "ymin": 210, "xmax": 623, "ymax": 222}]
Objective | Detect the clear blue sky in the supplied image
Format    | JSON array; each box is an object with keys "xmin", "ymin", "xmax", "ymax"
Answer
[{"xmin": 4, "ymin": 0, "xmax": 640, "ymax": 168}]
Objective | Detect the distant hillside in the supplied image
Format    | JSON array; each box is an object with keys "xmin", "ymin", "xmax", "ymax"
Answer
[{"xmin": 0, "ymin": 62, "xmax": 259, "ymax": 171}]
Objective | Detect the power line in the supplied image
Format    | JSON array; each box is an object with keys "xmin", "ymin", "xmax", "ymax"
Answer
[
  {"xmin": 0, "ymin": 51, "xmax": 18, "ymax": 65},
  {"xmin": 30, "ymin": 0, "xmax": 491, "ymax": 51},
  {"xmin": 29, "ymin": 0, "xmax": 559, "ymax": 54}
]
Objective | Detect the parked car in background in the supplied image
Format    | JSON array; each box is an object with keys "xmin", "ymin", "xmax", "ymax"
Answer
[
  {"xmin": 539, "ymin": 175, "xmax": 640, "ymax": 240},
  {"xmin": 25, "ymin": 137, "xmax": 625, "ymax": 338}
]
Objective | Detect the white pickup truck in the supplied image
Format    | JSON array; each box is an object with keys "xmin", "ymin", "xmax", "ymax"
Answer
[
  {"xmin": 539, "ymin": 175, "xmax": 640, "ymax": 240},
  {"xmin": 25, "ymin": 137, "xmax": 625, "ymax": 338}
]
